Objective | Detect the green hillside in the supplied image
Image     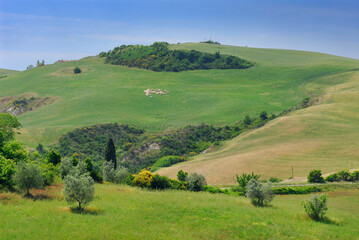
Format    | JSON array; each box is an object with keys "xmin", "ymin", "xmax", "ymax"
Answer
[
  {"xmin": 158, "ymin": 69, "xmax": 359, "ymax": 184},
  {"xmin": 0, "ymin": 43, "xmax": 358, "ymax": 149},
  {"xmin": 0, "ymin": 68, "xmax": 19, "ymax": 78}
]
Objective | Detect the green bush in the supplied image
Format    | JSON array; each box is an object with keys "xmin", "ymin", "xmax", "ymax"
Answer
[
  {"xmin": 337, "ymin": 170, "xmax": 351, "ymax": 181},
  {"xmin": 203, "ymin": 185, "xmax": 228, "ymax": 194},
  {"xmin": 187, "ymin": 173, "xmax": 207, "ymax": 191},
  {"xmin": 269, "ymin": 177, "xmax": 282, "ymax": 183},
  {"xmin": 74, "ymin": 67, "xmax": 81, "ymax": 74},
  {"xmin": 0, "ymin": 156, "xmax": 16, "ymax": 189},
  {"xmin": 169, "ymin": 179, "xmax": 187, "ymax": 190},
  {"xmin": 150, "ymin": 174, "xmax": 172, "ymax": 190},
  {"xmin": 273, "ymin": 186, "xmax": 322, "ymax": 195},
  {"xmin": 302, "ymin": 194, "xmax": 328, "ymax": 221},
  {"xmin": 245, "ymin": 179, "xmax": 274, "ymax": 206},
  {"xmin": 236, "ymin": 172, "xmax": 260, "ymax": 190},
  {"xmin": 177, "ymin": 170, "xmax": 188, "ymax": 181},
  {"xmin": 307, "ymin": 169, "xmax": 324, "ymax": 183},
  {"xmin": 325, "ymin": 173, "xmax": 340, "ymax": 182},
  {"xmin": 350, "ymin": 171, "xmax": 359, "ymax": 181},
  {"xmin": 151, "ymin": 156, "xmax": 184, "ymax": 171},
  {"xmin": 46, "ymin": 150, "xmax": 61, "ymax": 165}
]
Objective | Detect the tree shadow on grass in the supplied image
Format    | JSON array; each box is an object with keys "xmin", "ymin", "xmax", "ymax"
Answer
[
  {"xmin": 299, "ymin": 215, "xmax": 341, "ymax": 226},
  {"xmin": 316, "ymin": 216, "xmax": 341, "ymax": 226},
  {"xmin": 69, "ymin": 206, "xmax": 103, "ymax": 215}
]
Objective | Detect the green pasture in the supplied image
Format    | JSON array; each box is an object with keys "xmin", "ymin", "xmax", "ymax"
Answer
[
  {"xmin": 0, "ymin": 43, "xmax": 358, "ymax": 146},
  {"xmin": 0, "ymin": 184, "xmax": 358, "ymax": 239}
]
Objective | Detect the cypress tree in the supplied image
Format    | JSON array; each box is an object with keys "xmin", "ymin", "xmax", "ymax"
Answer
[{"xmin": 104, "ymin": 138, "xmax": 117, "ymax": 169}]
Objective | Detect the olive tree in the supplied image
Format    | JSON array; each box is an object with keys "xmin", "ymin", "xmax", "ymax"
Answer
[
  {"xmin": 102, "ymin": 161, "xmax": 128, "ymax": 184},
  {"xmin": 13, "ymin": 162, "xmax": 43, "ymax": 197},
  {"xmin": 63, "ymin": 170, "xmax": 95, "ymax": 210},
  {"xmin": 245, "ymin": 179, "xmax": 274, "ymax": 206},
  {"xmin": 187, "ymin": 173, "xmax": 207, "ymax": 191}
]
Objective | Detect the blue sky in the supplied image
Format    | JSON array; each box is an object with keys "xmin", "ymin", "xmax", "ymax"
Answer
[{"xmin": 0, "ymin": 0, "xmax": 358, "ymax": 70}]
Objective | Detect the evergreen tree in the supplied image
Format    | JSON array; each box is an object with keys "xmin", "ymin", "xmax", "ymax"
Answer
[{"xmin": 104, "ymin": 138, "xmax": 117, "ymax": 169}]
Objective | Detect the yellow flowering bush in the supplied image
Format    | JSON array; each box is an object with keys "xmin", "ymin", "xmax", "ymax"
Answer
[{"xmin": 132, "ymin": 169, "xmax": 153, "ymax": 188}]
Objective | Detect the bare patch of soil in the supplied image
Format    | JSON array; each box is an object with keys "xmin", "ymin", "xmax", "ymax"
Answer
[{"xmin": 0, "ymin": 93, "xmax": 59, "ymax": 116}]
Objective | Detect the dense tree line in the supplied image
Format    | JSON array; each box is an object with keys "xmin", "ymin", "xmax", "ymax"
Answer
[
  {"xmin": 55, "ymin": 111, "xmax": 275, "ymax": 173},
  {"xmin": 99, "ymin": 42, "xmax": 254, "ymax": 72}
]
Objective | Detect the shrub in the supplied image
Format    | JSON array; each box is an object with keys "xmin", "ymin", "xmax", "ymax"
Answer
[
  {"xmin": 302, "ymin": 194, "xmax": 328, "ymax": 221},
  {"xmin": 0, "ymin": 156, "xmax": 16, "ymax": 189},
  {"xmin": 187, "ymin": 173, "xmax": 207, "ymax": 191},
  {"xmin": 337, "ymin": 170, "xmax": 351, "ymax": 181},
  {"xmin": 151, "ymin": 156, "xmax": 184, "ymax": 171},
  {"xmin": 63, "ymin": 169, "xmax": 95, "ymax": 210},
  {"xmin": 13, "ymin": 162, "xmax": 43, "ymax": 197},
  {"xmin": 59, "ymin": 157, "xmax": 74, "ymax": 179},
  {"xmin": 38, "ymin": 162, "xmax": 56, "ymax": 186},
  {"xmin": 46, "ymin": 150, "xmax": 61, "ymax": 165},
  {"xmin": 259, "ymin": 111, "xmax": 268, "ymax": 120},
  {"xmin": 177, "ymin": 170, "xmax": 188, "ymax": 181},
  {"xmin": 236, "ymin": 172, "xmax": 260, "ymax": 190},
  {"xmin": 307, "ymin": 169, "xmax": 324, "ymax": 183},
  {"xmin": 132, "ymin": 169, "xmax": 153, "ymax": 188},
  {"xmin": 102, "ymin": 161, "xmax": 115, "ymax": 182},
  {"xmin": 114, "ymin": 167, "xmax": 129, "ymax": 184},
  {"xmin": 150, "ymin": 174, "xmax": 172, "ymax": 190},
  {"xmin": 269, "ymin": 177, "xmax": 282, "ymax": 183},
  {"xmin": 245, "ymin": 179, "xmax": 274, "ymax": 206},
  {"xmin": 102, "ymin": 161, "xmax": 128, "ymax": 184},
  {"xmin": 2, "ymin": 141, "xmax": 28, "ymax": 163},
  {"xmin": 273, "ymin": 186, "xmax": 322, "ymax": 195},
  {"xmin": 74, "ymin": 67, "xmax": 81, "ymax": 74},
  {"xmin": 350, "ymin": 171, "xmax": 359, "ymax": 181},
  {"xmin": 325, "ymin": 173, "xmax": 340, "ymax": 182},
  {"xmin": 170, "ymin": 179, "xmax": 187, "ymax": 190}
]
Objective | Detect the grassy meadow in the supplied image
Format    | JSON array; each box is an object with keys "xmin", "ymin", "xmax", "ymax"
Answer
[
  {"xmin": 0, "ymin": 43, "xmax": 358, "ymax": 147},
  {"xmin": 1, "ymin": 184, "xmax": 359, "ymax": 239},
  {"xmin": 158, "ymin": 70, "xmax": 359, "ymax": 184}
]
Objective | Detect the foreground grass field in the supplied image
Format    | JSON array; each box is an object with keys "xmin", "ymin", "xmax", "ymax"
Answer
[
  {"xmin": 1, "ymin": 184, "xmax": 359, "ymax": 239},
  {"xmin": 0, "ymin": 43, "xmax": 358, "ymax": 147},
  {"xmin": 158, "ymin": 70, "xmax": 359, "ymax": 184}
]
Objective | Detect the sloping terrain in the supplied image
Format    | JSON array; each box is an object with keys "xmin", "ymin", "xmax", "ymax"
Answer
[
  {"xmin": 158, "ymin": 69, "xmax": 359, "ymax": 184},
  {"xmin": 0, "ymin": 68, "xmax": 19, "ymax": 78},
  {"xmin": 0, "ymin": 43, "xmax": 357, "ymax": 152}
]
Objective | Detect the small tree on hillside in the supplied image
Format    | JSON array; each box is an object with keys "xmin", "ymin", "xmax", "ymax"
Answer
[
  {"xmin": 63, "ymin": 169, "xmax": 95, "ymax": 210},
  {"xmin": 259, "ymin": 111, "xmax": 268, "ymax": 120},
  {"xmin": 13, "ymin": 162, "xmax": 43, "ymax": 197},
  {"xmin": 105, "ymin": 138, "xmax": 117, "ymax": 169},
  {"xmin": 46, "ymin": 150, "xmax": 61, "ymax": 165},
  {"xmin": 245, "ymin": 179, "xmax": 274, "ymax": 206},
  {"xmin": 307, "ymin": 169, "xmax": 324, "ymax": 183},
  {"xmin": 236, "ymin": 172, "xmax": 260, "ymax": 190},
  {"xmin": 59, "ymin": 157, "xmax": 74, "ymax": 179},
  {"xmin": 177, "ymin": 170, "xmax": 188, "ymax": 181},
  {"xmin": 0, "ymin": 113, "xmax": 22, "ymax": 141},
  {"xmin": 74, "ymin": 67, "xmax": 81, "ymax": 74},
  {"xmin": 187, "ymin": 173, "xmax": 207, "ymax": 191}
]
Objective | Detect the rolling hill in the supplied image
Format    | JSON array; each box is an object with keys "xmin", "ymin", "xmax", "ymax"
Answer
[
  {"xmin": 158, "ymin": 68, "xmax": 359, "ymax": 184},
  {"xmin": 0, "ymin": 43, "xmax": 358, "ymax": 182},
  {"xmin": 0, "ymin": 68, "xmax": 19, "ymax": 78}
]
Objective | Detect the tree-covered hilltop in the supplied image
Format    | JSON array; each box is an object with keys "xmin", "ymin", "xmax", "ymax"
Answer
[{"xmin": 99, "ymin": 42, "xmax": 254, "ymax": 72}]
